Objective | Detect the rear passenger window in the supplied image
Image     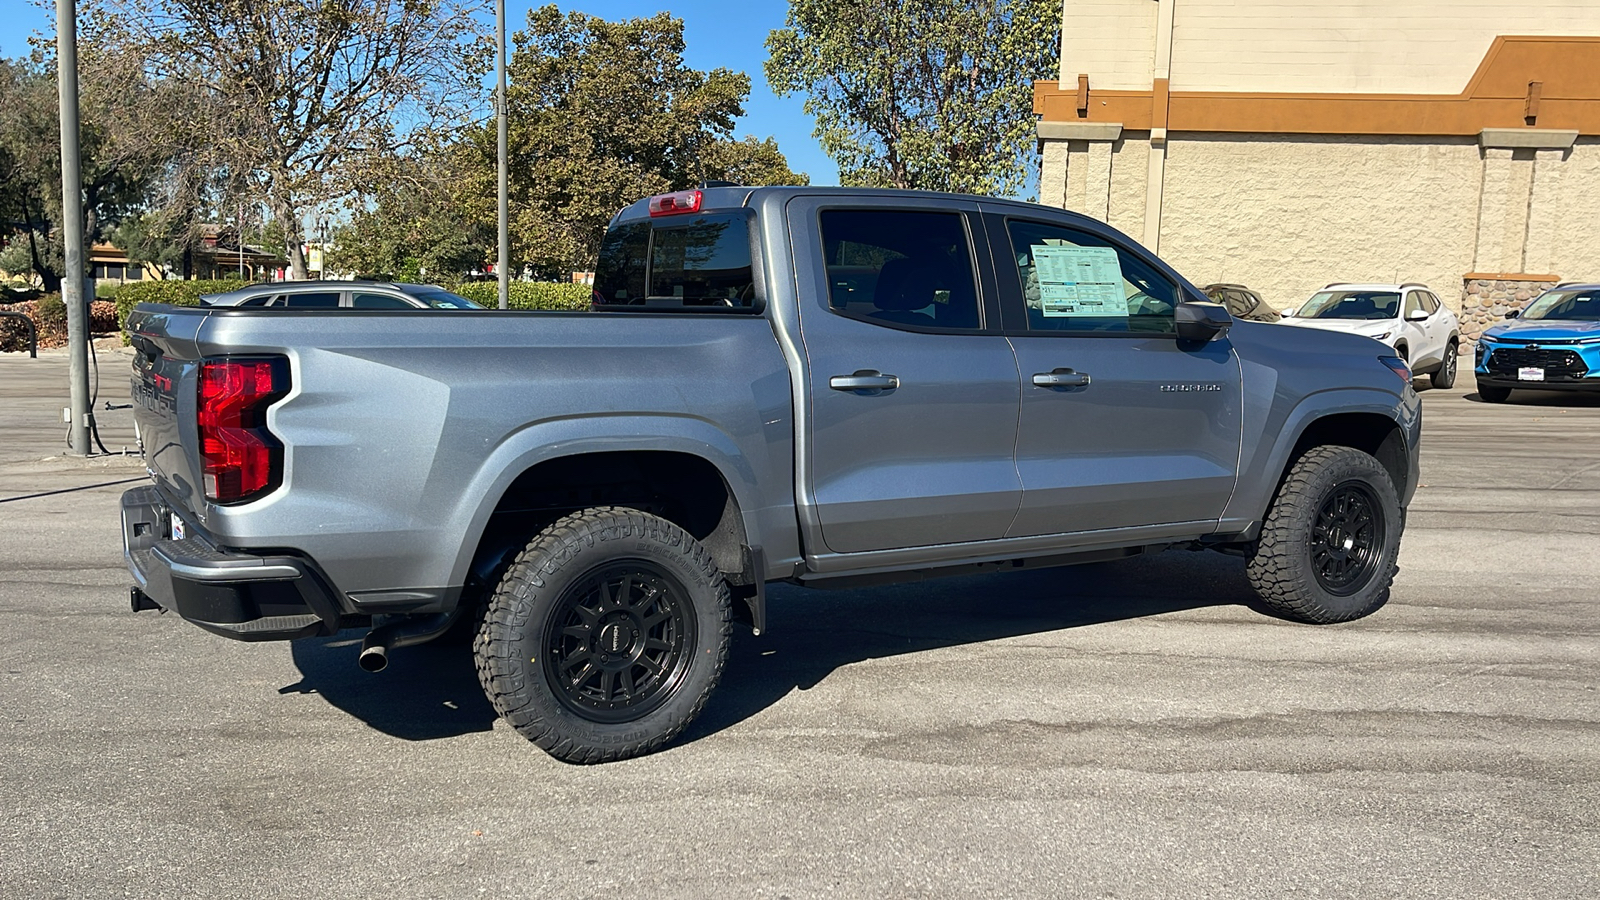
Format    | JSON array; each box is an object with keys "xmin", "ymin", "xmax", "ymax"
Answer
[
  {"xmin": 1421, "ymin": 292, "xmax": 1440, "ymax": 314},
  {"xmin": 817, "ymin": 210, "xmax": 981, "ymax": 330},
  {"xmin": 1006, "ymin": 220, "xmax": 1176, "ymax": 333},
  {"xmin": 282, "ymin": 292, "xmax": 341, "ymax": 309},
  {"xmin": 352, "ymin": 292, "xmax": 413, "ymax": 309}
]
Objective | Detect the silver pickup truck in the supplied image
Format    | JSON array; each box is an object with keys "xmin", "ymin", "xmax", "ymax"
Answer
[{"xmin": 123, "ymin": 186, "xmax": 1421, "ymax": 763}]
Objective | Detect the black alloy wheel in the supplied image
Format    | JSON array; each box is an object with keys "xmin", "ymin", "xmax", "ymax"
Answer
[
  {"xmin": 543, "ymin": 562, "xmax": 695, "ymax": 723},
  {"xmin": 475, "ymin": 506, "xmax": 732, "ymax": 764},
  {"xmin": 1309, "ymin": 482, "xmax": 1385, "ymax": 596},
  {"xmin": 1245, "ymin": 445, "xmax": 1402, "ymax": 624}
]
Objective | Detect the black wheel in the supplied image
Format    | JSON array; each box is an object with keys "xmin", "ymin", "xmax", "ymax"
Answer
[
  {"xmin": 474, "ymin": 507, "xmax": 731, "ymax": 763},
  {"xmin": 1477, "ymin": 383, "xmax": 1511, "ymax": 403},
  {"xmin": 1431, "ymin": 340, "xmax": 1458, "ymax": 389},
  {"xmin": 1245, "ymin": 446, "xmax": 1402, "ymax": 624}
]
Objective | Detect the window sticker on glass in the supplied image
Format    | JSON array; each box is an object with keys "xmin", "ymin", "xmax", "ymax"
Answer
[{"xmin": 1032, "ymin": 245, "xmax": 1125, "ymax": 317}]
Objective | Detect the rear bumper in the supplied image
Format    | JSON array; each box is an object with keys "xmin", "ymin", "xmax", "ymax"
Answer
[{"xmin": 121, "ymin": 485, "xmax": 353, "ymax": 641}]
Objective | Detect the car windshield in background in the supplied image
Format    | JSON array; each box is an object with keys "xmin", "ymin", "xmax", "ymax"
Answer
[
  {"xmin": 410, "ymin": 288, "xmax": 481, "ymax": 309},
  {"xmin": 593, "ymin": 212, "xmax": 755, "ymax": 309},
  {"xmin": 1298, "ymin": 291, "xmax": 1400, "ymax": 320},
  {"xmin": 1519, "ymin": 289, "xmax": 1600, "ymax": 321}
]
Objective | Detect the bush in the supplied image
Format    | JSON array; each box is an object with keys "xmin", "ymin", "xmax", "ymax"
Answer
[
  {"xmin": 90, "ymin": 300, "xmax": 117, "ymax": 332},
  {"xmin": 117, "ymin": 279, "xmax": 249, "ymax": 341},
  {"xmin": 450, "ymin": 281, "xmax": 592, "ymax": 311},
  {"xmin": 0, "ymin": 296, "xmax": 131, "ymax": 352},
  {"xmin": 0, "ymin": 299, "xmax": 44, "ymax": 352},
  {"xmin": 35, "ymin": 293, "xmax": 67, "ymax": 331},
  {"xmin": 95, "ymin": 282, "xmax": 120, "ymax": 300}
]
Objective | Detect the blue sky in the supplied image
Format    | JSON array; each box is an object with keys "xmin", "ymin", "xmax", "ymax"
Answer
[{"xmin": 0, "ymin": 0, "xmax": 840, "ymax": 184}]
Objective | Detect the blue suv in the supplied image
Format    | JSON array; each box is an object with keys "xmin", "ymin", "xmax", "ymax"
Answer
[{"xmin": 1475, "ymin": 283, "xmax": 1600, "ymax": 402}]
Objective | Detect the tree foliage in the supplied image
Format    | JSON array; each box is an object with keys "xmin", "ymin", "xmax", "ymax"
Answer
[
  {"xmin": 469, "ymin": 5, "xmax": 807, "ymax": 276},
  {"xmin": 326, "ymin": 135, "xmax": 490, "ymax": 282},
  {"xmin": 0, "ymin": 36, "xmax": 169, "ymax": 290},
  {"xmin": 766, "ymin": 0, "xmax": 1060, "ymax": 196},
  {"xmin": 134, "ymin": 0, "xmax": 486, "ymax": 278}
]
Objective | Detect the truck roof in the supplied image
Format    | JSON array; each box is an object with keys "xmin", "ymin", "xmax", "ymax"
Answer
[{"xmin": 610, "ymin": 185, "xmax": 1113, "ymax": 233}]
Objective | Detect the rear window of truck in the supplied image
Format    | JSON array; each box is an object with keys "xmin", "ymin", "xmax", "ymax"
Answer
[{"xmin": 593, "ymin": 212, "xmax": 756, "ymax": 310}]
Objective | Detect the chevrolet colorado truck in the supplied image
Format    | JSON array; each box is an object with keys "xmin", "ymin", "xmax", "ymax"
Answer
[{"xmin": 122, "ymin": 187, "xmax": 1421, "ymax": 763}]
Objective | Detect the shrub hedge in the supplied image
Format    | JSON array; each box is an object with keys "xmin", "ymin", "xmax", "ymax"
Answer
[
  {"xmin": 116, "ymin": 279, "xmax": 249, "ymax": 341},
  {"xmin": 449, "ymin": 281, "xmax": 592, "ymax": 311},
  {"xmin": 0, "ymin": 297, "xmax": 116, "ymax": 352}
]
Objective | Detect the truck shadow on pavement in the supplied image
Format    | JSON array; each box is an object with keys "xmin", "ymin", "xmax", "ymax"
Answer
[
  {"xmin": 281, "ymin": 548, "xmax": 1258, "ymax": 746},
  {"xmin": 282, "ymin": 633, "xmax": 499, "ymax": 740},
  {"xmin": 681, "ymin": 549, "xmax": 1257, "ymax": 744}
]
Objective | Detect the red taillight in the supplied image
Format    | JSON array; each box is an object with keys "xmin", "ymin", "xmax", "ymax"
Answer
[
  {"xmin": 648, "ymin": 189, "xmax": 702, "ymax": 217},
  {"xmin": 198, "ymin": 357, "xmax": 288, "ymax": 504}
]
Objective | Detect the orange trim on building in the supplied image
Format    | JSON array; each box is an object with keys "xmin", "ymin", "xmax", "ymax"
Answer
[
  {"xmin": 1151, "ymin": 77, "xmax": 1170, "ymax": 131},
  {"xmin": 1036, "ymin": 36, "xmax": 1600, "ymax": 136}
]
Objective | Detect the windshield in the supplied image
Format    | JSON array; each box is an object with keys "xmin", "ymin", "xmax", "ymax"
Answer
[
  {"xmin": 1518, "ymin": 289, "xmax": 1600, "ymax": 321},
  {"xmin": 410, "ymin": 288, "xmax": 481, "ymax": 309},
  {"xmin": 1297, "ymin": 290, "xmax": 1400, "ymax": 320}
]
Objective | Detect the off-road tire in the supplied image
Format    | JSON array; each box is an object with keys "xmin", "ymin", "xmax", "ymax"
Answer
[
  {"xmin": 474, "ymin": 507, "xmax": 732, "ymax": 763},
  {"xmin": 1245, "ymin": 446, "xmax": 1402, "ymax": 624},
  {"xmin": 1477, "ymin": 383, "xmax": 1512, "ymax": 403},
  {"xmin": 1431, "ymin": 340, "xmax": 1458, "ymax": 389}
]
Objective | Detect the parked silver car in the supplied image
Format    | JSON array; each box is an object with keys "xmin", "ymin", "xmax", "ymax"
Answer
[{"xmin": 201, "ymin": 281, "xmax": 482, "ymax": 310}]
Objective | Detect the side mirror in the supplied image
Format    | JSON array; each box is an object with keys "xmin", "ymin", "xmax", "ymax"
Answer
[
  {"xmin": 1281, "ymin": 307, "xmax": 1297, "ymax": 317},
  {"xmin": 1406, "ymin": 309, "xmax": 1428, "ymax": 321},
  {"xmin": 1505, "ymin": 309, "xmax": 1520, "ymax": 319},
  {"xmin": 1176, "ymin": 302, "xmax": 1233, "ymax": 344}
]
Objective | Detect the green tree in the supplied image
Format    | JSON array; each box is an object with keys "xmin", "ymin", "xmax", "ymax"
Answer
[
  {"xmin": 470, "ymin": 5, "xmax": 807, "ymax": 277},
  {"xmin": 134, "ymin": 0, "xmax": 487, "ymax": 279},
  {"xmin": 0, "ymin": 46, "xmax": 165, "ymax": 290},
  {"xmin": 766, "ymin": 0, "xmax": 1059, "ymax": 196},
  {"xmin": 327, "ymin": 138, "xmax": 491, "ymax": 281}
]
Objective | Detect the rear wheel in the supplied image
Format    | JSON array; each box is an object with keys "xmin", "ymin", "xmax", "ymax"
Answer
[
  {"xmin": 1246, "ymin": 446, "xmax": 1402, "ymax": 624},
  {"xmin": 474, "ymin": 507, "xmax": 731, "ymax": 763},
  {"xmin": 1477, "ymin": 383, "xmax": 1512, "ymax": 403},
  {"xmin": 1431, "ymin": 340, "xmax": 1458, "ymax": 388}
]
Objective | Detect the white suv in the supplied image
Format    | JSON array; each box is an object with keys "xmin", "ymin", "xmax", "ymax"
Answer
[{"xmin": 1282, "ymin": 282, "xmax": 1461, "ymax": 387}]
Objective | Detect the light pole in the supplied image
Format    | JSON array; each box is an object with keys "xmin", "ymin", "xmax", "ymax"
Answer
[
  {"xmin": 56, "ymin": 0, "xmax": 89, "ymax": 456},
  {"xmin": 496, "ymin": 0, "xmax": 509, "ymax": 310}
]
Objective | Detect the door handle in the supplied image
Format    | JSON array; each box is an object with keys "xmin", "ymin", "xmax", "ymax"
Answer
[
  {"xmin": 829, "ymin": 370, "xmax": 900, "ymax": 394},
  {"xmin": 1032, "ymin": 368, "xmax": 1091, "ymax": 388}
]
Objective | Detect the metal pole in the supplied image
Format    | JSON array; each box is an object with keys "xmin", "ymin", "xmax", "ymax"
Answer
[
  {"xmin": 496, "ymin": 0, "xmax": 509, "ymax": 310},
  {"xmin": 56, "ymin": 0, "xmax": 89, "ymax": 456}
]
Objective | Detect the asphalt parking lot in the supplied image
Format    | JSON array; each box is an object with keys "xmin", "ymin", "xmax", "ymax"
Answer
[{"xmin": 2, "ymin": 347, "xmax": 1596, "ymax": 899}]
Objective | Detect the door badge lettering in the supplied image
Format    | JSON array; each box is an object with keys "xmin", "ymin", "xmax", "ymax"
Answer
[{"xmin": 1160, "ymin": 383, "xmax": 1223, "ymax": 392}]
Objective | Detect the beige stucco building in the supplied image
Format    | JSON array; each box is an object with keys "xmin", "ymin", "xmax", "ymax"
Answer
[{"xmin": 1036, "ymin": 1, "xmax": 1600, "ymax": 339}]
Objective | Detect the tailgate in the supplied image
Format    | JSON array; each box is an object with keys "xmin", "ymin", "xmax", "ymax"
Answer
[{"xmin": 127, "ymin": 305, "xmax": 208, "ymax": 513}]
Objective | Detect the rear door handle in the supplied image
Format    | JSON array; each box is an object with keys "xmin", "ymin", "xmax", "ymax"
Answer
[
  {"xmin": 1032, "ymin": 368, "xmax": 1091, "ymax": 388},
  {"xmin": 829, "ymin": 370, "xmax": 900, "ymax": 394}
]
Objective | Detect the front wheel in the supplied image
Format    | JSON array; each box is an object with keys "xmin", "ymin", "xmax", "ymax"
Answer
[
  {"xmin": 1245, "ymin": 446, "xmax": 1402, "ymax": 624},
  {"xmin": 474, "ymin": 507, "xmax": 732, "ymax": 763},
  {"xmin": 1477, "ymin": 383, "xmax": 1512, "ymax": 403},
  {"xmin": 1431, "ymin": 340, "xmax": 1458, "ymax": 389}
]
